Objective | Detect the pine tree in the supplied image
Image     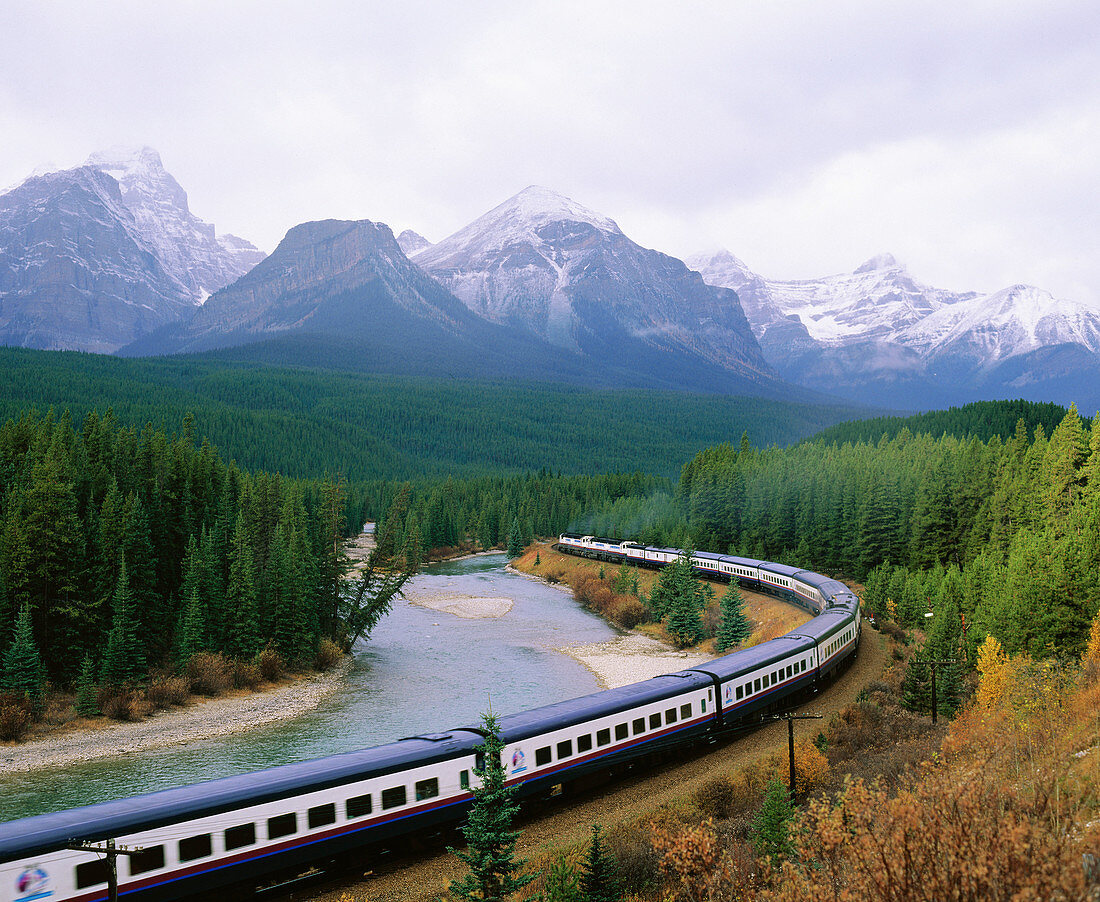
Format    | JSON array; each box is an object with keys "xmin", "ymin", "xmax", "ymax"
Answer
[
  {"xmin": 715, "ymin": 582, "xmax": 751, "ymax": 651},
  {"xmin": 73, "ymin": 654, "xmax": 99, "ymax": 716},
  {"xmin": 750, "ymin": 775, "xmax": 795, "ymax": 862},
  {"xmin": 100, "ymin": 557, "xmax": 147, "ymax": 687},
  {"xmin": 507, "ymin": 517, "xmax": 524, "ymax": 558},
  {"xmin": 226, "ymin": 516, "xmax": 262, "ymax": 660},
  {"xmin": 543, "ymin": 855, "xmax": 582, "ymax": 902},
  {"xmin": 1, "ymin": 604, "xmax": 45, "ymax": 700},
  {"xmin": 579, "ymin": 824, "xmax": 621, "ymax": 902},
  {"xmin": 449, "ymin": 711, "xmax": 535, "ymax": 901}
]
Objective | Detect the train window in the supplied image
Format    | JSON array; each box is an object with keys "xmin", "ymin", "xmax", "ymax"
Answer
[
  {"xmin": 578, "ymin": 734, "xmax": 592, "ymax": 753},
  {"xmin": 347, "ymin": 793, "xmax": 373, "ymax": 819},
  {"xmin": 76, "ymin": 860, "xmax": 109, "ymax": 889},
  {"xmin": 268, "ymin": 813, "xmax": 297, "ymax": 840},
  {"xmin": 382, "ymin": 786, "xmax": 408, "ymax": 810},
  {"xmin": 129, "ymin": 845, "xmax": 165, "ymax": 875},
  {"xmin": 536, "ymin": 746, "xmax": 552, "ymax": 766},
  {"xmin": 460, "ymin": 770, "xmax": 471, "ymax": 790},
  {"xmin": 680, "ymin": 703, "xmax": 691, "ymax": 719},
  {"xmin": 665, "ymin": 708, "xmax": 677, "ymax": 723},
  {"xmin": 615, "ymin": 723, "xmax": 629, "ymax": 741},
  {"xmin": 225, "ymin": 823, "xmax": 256, "ymax": 850},
  {"xmin": 735, "ymin": 685, "xmax": 743, "ymax": 700},
  {"xmin": 772, "ymin": 672, "xmax": 779, "ymax": 686},
  {"xmin": 786, "ymin": 665, "xmax": 793, "ymax": 678},
  {"xmin": 702, "ymin": 699, "xmax": 707, "ymax": 713},
  {"xmin": 308, "ymin": 803, "xmax": 336, "ymax": 829},
  {"xmin": 475, "ymin": 752, "xmax": 485, "ymax": 771},
  {"xmin": 649, "ymin": 713, "xmax": 661, "ymax": 730},
  {"xmin": 179, "ymin": 833, "xmax": 212, "ymax": 862},
  {"xmin": 416, "ymin": 778, "xmax": 440, "ymax": 801},
  {"xmin": 632, "ymin": 718, "xmax": 646, "ymax": 735},
  {"xmin": 754, "ymin": 678, "xmax": 761, "ymax": 693},
  {"xmin": 597, "ymin": 728, "xmax": 611, "ymax": 746},
  {"xmin": 557, "ymin": 739, "xmax": 573, "ymax": 759}
]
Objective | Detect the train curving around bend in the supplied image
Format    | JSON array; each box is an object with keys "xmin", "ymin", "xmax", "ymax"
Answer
[{"xmin": 1, "ymin": 536, "xmax": 861, "ymax": 902}]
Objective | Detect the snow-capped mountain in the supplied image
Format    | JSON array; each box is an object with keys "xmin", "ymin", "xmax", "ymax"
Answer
[
  {"xmin": 85, "ymin": 146, "xmax": 265, "ymax": 300},
  {"xmin": 690, "ymin": 250, "xmax": 1100, "ymax": 408},
  {"xmin": 396, "ymin": 229, "xmax": 432, "ymax": 257},
  {"xmin": 902, "ymin": 284, "xmax": 1100, "ymax": 366},
  {"xmin": 416, "ymin": 187, "xmax": 774, "ymax": 388},
  {"xmin": 0, "ymin": 148, "xmax": 265, "ymax": 352},
  {"xmin": 0, "ymin": 166, "xmax": 197, "ymax": 352}
]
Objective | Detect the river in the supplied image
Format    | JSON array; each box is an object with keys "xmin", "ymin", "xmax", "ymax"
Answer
[{"xmin": 0, "ymin": 553, "xmax": 618, "ymax": 822}]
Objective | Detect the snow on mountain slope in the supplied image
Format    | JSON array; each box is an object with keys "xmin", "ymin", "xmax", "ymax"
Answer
[
  {"xmin": 0, "ymin": 166, "xmax": 196, "ymax": 352},
  {"xmin": 903, "ymin": 284, "xmax": 1100, "ymax": 365},
  {"xmin": 415, "ymin": 187, "xmax": 773, "ymax": 385},
  {"xmin": 85, "ymin": 146, "xmax": 264, "ymax": 299},
  {"xmin": 690, "ymin": 250, "xmax": 975, "ymax": 344}
]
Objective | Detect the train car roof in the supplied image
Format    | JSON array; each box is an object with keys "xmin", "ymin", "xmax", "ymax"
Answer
[
  {"xmin": 690, "ymin": 550, "xmax": 725, "ymax": 561},
  {"xmin": 645, "ymin": 546, "xmax": 683, "ymax": 556},
  {"xmin": 718, "ymin": 555, "xmax": 765, "ymax": 568},
  {"xmin": 758, "ymin": 561, "xmax": 807, "ymax": 578},
  {"xmin": 687, "ymin": 636, "xmax": 815, "ymax": 682},
  {"xmin": 484, "ymin": 672, "xmax": 713, "ymax": 742},
  {"xmin": 0, "ymin": 731, "xmax": 484, "ymax": 862},
  {"xmin": 787, "ymin": 609, "xmax": 853, "ymax": 643}
]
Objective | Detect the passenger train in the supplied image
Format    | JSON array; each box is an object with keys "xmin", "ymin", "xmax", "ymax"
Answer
[{"xmin": 0, "ymin": 536, "xmax": 860, "ymax": 902}]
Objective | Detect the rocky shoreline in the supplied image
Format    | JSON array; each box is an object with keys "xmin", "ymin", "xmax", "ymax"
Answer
[{"xmin": 0, "ymin": 657, "xmax": 352, "ymax": 775}]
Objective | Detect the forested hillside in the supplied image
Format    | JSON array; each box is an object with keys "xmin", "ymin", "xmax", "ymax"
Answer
[
  {"xmin": 577, "ymin": 401, "xmax": 1100, "ymax": 682},
  {"xmin": 808, "ymin": 398, "xmax": 1076, "ymax": 446},
  {"xmin": 0, "ymin": 409, "xmax": 376, "ymax": 702},
  {"xmin": 0, "ymin": 347, "xmax": 866, "ymax": 479}
]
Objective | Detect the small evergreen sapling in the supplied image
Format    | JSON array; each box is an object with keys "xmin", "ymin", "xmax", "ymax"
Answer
[
  {"xmin": 449, "ymin": 711, "xmax": 535, "ymax": 900},
  {"xmin": 74, "ymin": 654, "xmax": 99, "ymax": 716},
  {"xmin": 750, "ymin": 775, "xmax": 795, "ymax": 862},
  {"xmin": 579, "ymin": 824, "xmax": 621, "ymax": 902}
]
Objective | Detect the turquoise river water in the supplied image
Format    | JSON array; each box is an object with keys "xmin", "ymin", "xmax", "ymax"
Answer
[{"xmin": 0, "ymin": 553, "xmax": 618, "ymax": 822}]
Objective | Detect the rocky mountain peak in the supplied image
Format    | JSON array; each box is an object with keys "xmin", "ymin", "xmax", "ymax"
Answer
[
  {"xmin": 397, "ymin": 229, "xmax": 432, "ymax": 257},
  {"xmin": 854, "ymin": 252, "xmax": 902, "ymax": 274}
]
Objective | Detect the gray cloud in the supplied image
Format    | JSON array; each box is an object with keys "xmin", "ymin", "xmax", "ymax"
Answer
[{"xmin": 2, "ymin": 0, "xmax": 1097, "ymax": 302}]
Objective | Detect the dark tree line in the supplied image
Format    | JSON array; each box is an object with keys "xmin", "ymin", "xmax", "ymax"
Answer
[
  {"xmin": 0, "ymin": 409, "xmax": 379, "ymax": 695},
  {"xmin": 580, "ymin": 401, "xmax": 1100, "ymax": 669}
]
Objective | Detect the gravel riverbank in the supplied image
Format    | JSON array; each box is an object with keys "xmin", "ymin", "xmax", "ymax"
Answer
[{"xmin": 0, "ymin": 658, "xmax": 352, "ymax": 775}]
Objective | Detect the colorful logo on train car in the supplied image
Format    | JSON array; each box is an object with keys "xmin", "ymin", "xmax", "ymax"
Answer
[
  {"xmin": 15, "ymin": 866, "xmax": 53, "ymax": 900},
  {"xmin": 724, "ymin": 683, "xmax": 734, "ymax": 705},
  {"xmin": 511, "ymin": 748, "xmax": 527, "ymax": 774}
]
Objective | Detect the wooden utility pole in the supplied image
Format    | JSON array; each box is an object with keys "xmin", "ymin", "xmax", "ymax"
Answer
[
  {"xmin": 773, "ymin": 711, "xmax": 823, "ymax": 799},
  {"xmin": 65, "ymin": 839, "xmax": 144, "ymax": 902}
]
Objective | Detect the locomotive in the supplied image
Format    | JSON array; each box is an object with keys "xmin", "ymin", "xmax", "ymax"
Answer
[{"xmin": 1, "ymin": 536, "xmax": 859, "ymax": 901}]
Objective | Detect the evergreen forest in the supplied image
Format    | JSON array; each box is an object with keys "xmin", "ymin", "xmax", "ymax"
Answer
[
  {"xmin": 575, "ymin": 401, "xmax": 1100, "ymax": 705},
  {"xmin": 0, "ymin": 347, "xmax": 864, "ymax": 480}
]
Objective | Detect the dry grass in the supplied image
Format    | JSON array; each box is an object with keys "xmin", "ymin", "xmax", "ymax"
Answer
[{"xmin": 514, "ymin": 543, "xmax": 812, "ymax": 651}]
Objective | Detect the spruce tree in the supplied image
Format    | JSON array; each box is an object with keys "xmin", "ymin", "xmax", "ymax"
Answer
[
  {"xmin": 73, "ymin": 654, "xmax": 99, "ymax": 716},
  {"xmin": 507, "ymin": 517, "xmax": 524, "ymax": 558},
  {"xmin": 543, "ymin": 855, "xmax": 582, "ymax": 902},
  {"xmin": 750, "ymin": 775, "xmax": 795, "ymax": 862},
  {"xmin": 226, "ymin": 516, "xmax": 262, "ymax": 660},
  {"xmin": 449, "ymin": 711, "xmax": 535, "ymax": 901},
  {"xmin": 579, "ymin": 824, "xmax": 621, "ymax": 902},
  {"xmin": 1, "ymin": 604, "xmax": 45, "ymax": 700},
  {"xmin": 100, "ymin": 557, "xmax": 147, "ymax": 687},
  {"xmin": 715, "ymin": 582, "xmax": 751, "ymax": 652}
]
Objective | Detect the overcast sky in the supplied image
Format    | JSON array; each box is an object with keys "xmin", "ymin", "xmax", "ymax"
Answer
[{"xmin": 3, "ymin": 1, "xmax": 1098, "ymax": 301}]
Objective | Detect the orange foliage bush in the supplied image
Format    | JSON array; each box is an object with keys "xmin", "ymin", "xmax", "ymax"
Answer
[{"xmin": 764, "ymin": 771, "xmax": 1095, "ymax": 902}]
